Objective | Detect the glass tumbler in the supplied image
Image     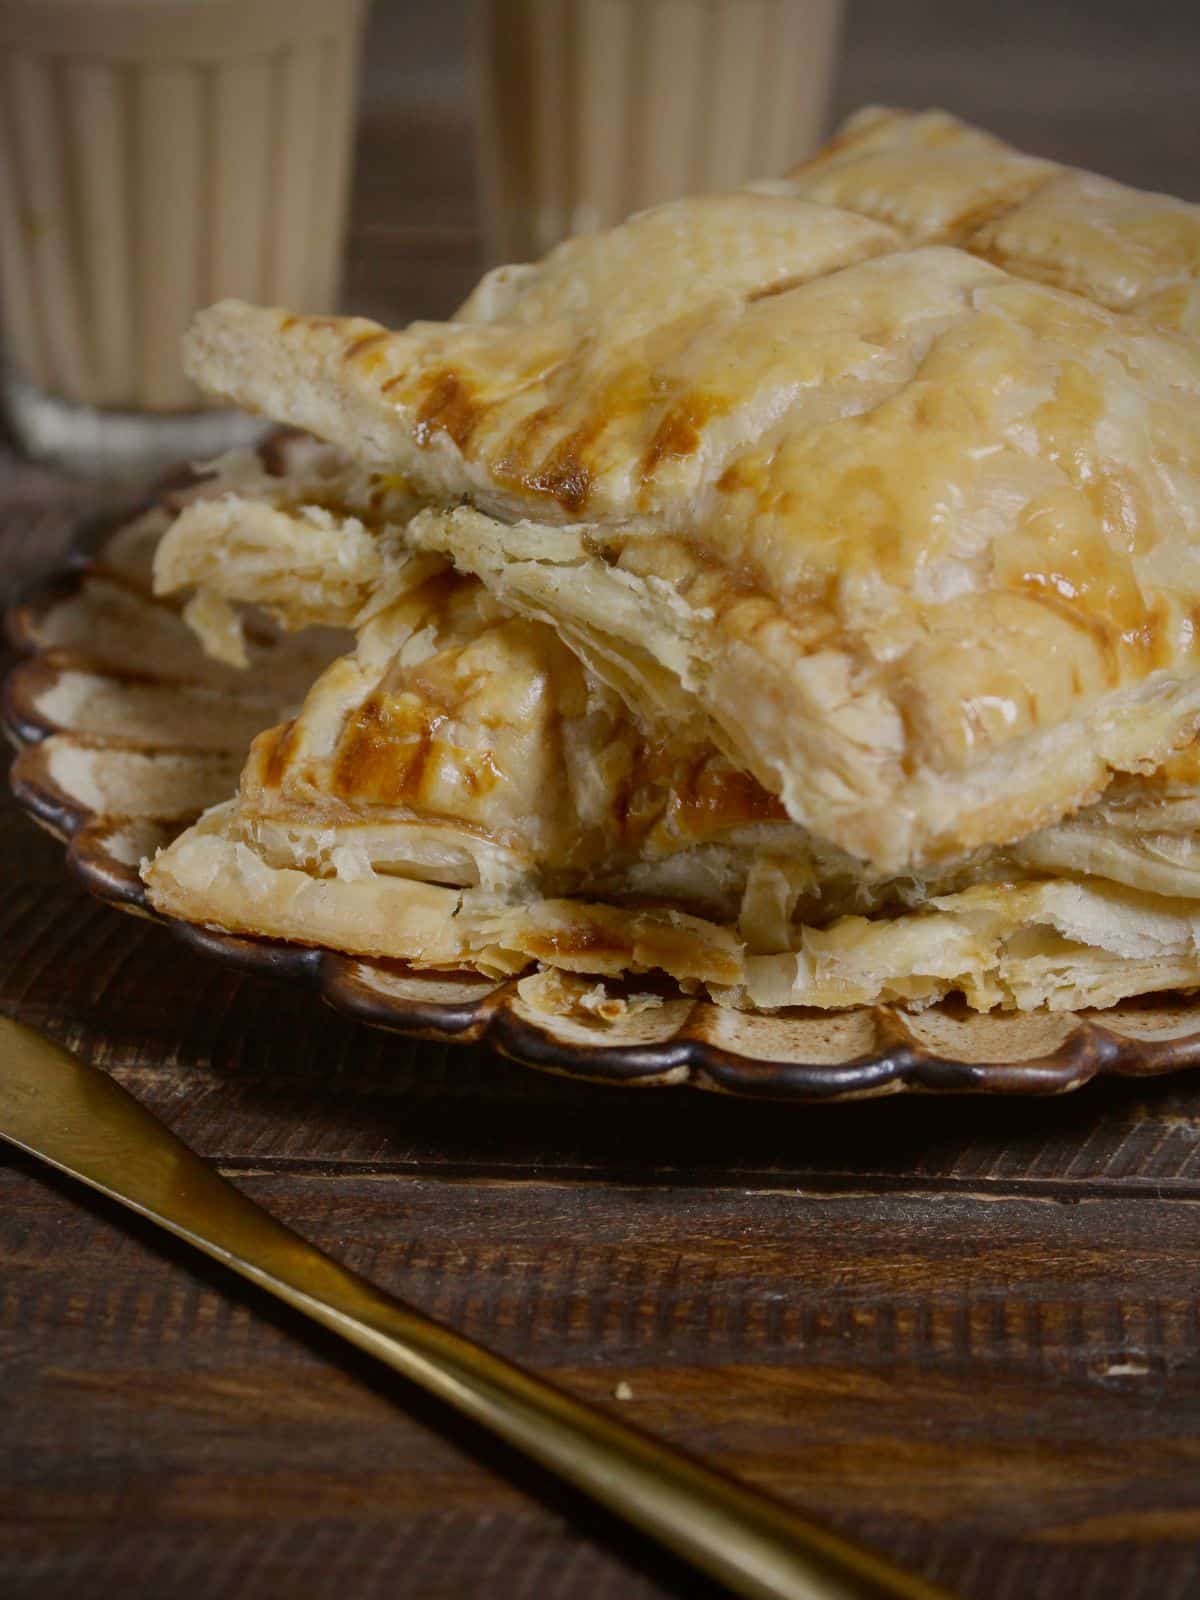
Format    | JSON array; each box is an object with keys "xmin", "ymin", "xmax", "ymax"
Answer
[
  {"xmin": 476, "ymin": 0, "xmax": 844, "ymax": 263},
  {"xmin": 0, "ymin": 0, "xmax": 371, "ymax": 475}
]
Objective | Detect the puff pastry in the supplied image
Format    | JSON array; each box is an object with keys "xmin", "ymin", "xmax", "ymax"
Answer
[
  {"xmin": 145, "ymin": 440, "xmax": 1200, "ymax": 1014},
  {"xmin": 143, "ymin": 111, "xmax": 1200, "ymax": 1014},
  {"xmin": 183, "ymin": 110, "xmax": 1200, "ymax": 872}
]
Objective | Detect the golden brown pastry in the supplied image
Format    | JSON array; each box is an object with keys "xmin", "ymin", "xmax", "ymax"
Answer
[
  {"xmin": 145, "ymin": 445, "xmax": 1200, "ymax": 1014},
  {"xmin": 143, "ymin": 111, "xmax": 1200, "ymax": 1014},
  {"xmin": 786, "ymin": 108, "xmax": 1200, "ymax": 330},
  {"xmin": 182, "ymin": 112, "xmax": 1200, "ymax": 873}
]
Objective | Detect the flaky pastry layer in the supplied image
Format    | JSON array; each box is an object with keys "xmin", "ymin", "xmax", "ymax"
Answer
[
  {"xmin": 181, "ymin": 110, "xmax": 1200, "ymax": 870},
  {"xmin": 146, "ymin": 801, "xmax": 1200, "ymax": 1013},
  {"xmin": 143, "ymin": 450, "xmax": 1200, "ymax": 1013}
]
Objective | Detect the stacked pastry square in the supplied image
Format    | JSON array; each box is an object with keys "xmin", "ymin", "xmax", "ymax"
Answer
[{"xmin": 144, "ymin": 108, "xmax": 1200, "ymax": 1014}]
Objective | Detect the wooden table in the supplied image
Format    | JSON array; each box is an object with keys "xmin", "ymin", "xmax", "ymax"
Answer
[{"xmin": 5, "ymin": 7, "xmax": 1200, "ymax": 1596}]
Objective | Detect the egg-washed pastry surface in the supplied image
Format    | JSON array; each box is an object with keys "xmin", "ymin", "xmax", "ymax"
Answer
[
  {"xmin": 143, "ymin": 111, "xmax": 1200, "ymax": 1014},
  {"xmin": 145, "ymin": 455, "xmax": 1200, "ymax": 1014},
  {"xmin": 182, "ymin": 108, "xmax": 1200, "ymax": 874}
]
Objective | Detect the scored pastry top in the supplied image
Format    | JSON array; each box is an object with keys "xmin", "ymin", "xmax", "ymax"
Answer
[{"xmin": 182, "ymin": 108, "xmax": 1200, "ymax": 873}]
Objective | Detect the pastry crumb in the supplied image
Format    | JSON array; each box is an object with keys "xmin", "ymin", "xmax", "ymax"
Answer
[
  {"xmin": 614, "ymin": 1380, "xmax": 634, "ymax": 1402},
  {"xmin": 518, "ymin": 967, "xmax": 666, "ymax": 1023}
]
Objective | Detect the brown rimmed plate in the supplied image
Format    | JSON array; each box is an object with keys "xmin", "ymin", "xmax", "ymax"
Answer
[{"xmin": 8, "ymin": 455, "xmax": 1200, "ymax": 1100}]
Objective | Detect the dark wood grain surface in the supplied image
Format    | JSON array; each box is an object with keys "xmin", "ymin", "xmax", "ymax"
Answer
[{"xmin": 6, "ymin": 5, "xmax": 1200, "ymax": 1597}]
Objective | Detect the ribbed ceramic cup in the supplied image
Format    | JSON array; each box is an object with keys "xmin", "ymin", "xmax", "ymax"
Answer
[
  {"xmin": 0, "ymin": 0, "xmax": 370, "ymax": 474},
  {"xmin": 476, "ymin": 0, "xmax": 844, "ymax": 262}
]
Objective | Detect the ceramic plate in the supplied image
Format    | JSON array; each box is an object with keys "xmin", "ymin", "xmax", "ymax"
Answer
[{"xmin": 8, "ymin": 456, "xmax": 1200, "ymax": 1099}]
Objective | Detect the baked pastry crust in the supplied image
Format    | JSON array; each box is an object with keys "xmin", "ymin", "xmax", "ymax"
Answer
[
  {"xmin": 147, "ymin": 798, "xmax": 1200, "ymax": 1013},
  {"xmin": 152, "ymin": 440, "xmax": 439, "ymax": 663},
  {"xmin": 182, "ymin": 113, "xmax": 1200, "ymax": 873},
  {"xmin": 155, "ymin": 491, "xmax": 811, "ymax": 920},
  {"xmin": 138, "ymin": 111, "xmax": 1200, "ymax": 1016},
  {"xmin": 785, "ymin": 108, "xmax": 1200, "ymax": 331},
  {"xmin": 145, "ymin": 455, "xmax": 1200, "ymax": 1014}
]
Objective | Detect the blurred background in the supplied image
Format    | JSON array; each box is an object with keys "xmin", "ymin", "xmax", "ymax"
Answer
[
  {"xmin": 349, "ymin": 0, "xmax": 1200, "ymax": 324},
  {"xmin": 1, "ymin": 0, "xmax": 1198, "ymax": 506}
]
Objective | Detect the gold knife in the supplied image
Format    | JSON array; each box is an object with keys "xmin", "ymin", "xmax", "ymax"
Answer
[{"xmin": 0, "ymin": 1013, "xmax": 952, "ymax": 1600}]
